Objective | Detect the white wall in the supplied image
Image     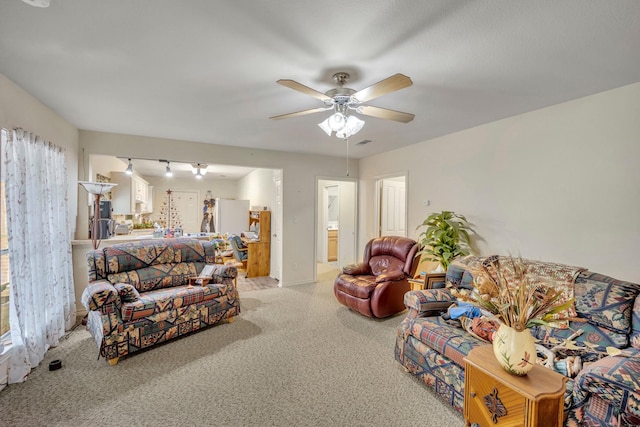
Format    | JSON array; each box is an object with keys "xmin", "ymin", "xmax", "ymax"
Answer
[
  {"xmin": 359, "ymin": 82, "xmax": 640, "ymax": 283},
  {"xmin": 79, "ymin": 130, "xmax": 359, "ymax": 285},
  {"xmin": 0, "ymin": 73, "xmax": 79, "ymax": 234},
  {"xmin": 237, "ymin": 168, "xmax": 277, "ymax": 212}
]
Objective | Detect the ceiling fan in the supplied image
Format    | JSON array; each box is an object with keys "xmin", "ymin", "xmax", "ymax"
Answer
[{"xmin": 270, "ymin": 72, "xmax": 415, "ymax": 138}]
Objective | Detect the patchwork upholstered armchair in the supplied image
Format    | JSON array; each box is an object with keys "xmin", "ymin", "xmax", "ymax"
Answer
[{"xmin": 334, "ymin": 236, "xmax": 418, "ymax": 318}]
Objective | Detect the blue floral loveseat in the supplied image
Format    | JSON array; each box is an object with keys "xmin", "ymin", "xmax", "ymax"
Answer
[
  {"xmin": 395, "ymin": 255, "xmax": 640, "ymax": 426},
  {"xmin": 81, "ymin": 238, "xmax": 240, "ymax": 365}
]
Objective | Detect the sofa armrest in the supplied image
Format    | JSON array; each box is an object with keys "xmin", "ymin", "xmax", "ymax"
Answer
[
  {"xmin": 81, "ymin": 280, "xmax": 120, "ymax": 313},
  {"xmin": 403, "ymin": 288, "xmax": 457, "ymax": 319},
  {"xmin": 211, "ymin": 264, "xmax": 238, "ymax": 279},
  {"xmin": 571, "ymin": 349, "xmax": 640, "ymax": 426},
  {"xmin": 342, "ymin": 262, "xmax": 370, "ymax": 276}
]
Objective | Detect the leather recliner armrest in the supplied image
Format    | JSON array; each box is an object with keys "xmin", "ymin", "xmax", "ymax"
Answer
[
  {"xmin": 342, "ymin": 262, "xmax": 370, "ymax": 276},
  {"xmin": 375, "ymin": 270, "xmax": 405, "ymax": 283}
]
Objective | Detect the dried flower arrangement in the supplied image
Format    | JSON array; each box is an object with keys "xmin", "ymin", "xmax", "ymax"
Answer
[{"xmin": 451, "ymin": 257, "xmax": 583, "ymax": 332}]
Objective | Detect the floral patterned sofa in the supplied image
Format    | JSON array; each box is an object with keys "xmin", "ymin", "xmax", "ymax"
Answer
[
  {"xmin": 395, "ymin": 255, "xmax": 640, "ymax": 426},
  {"xmin": 81, "ymin": 238, "xmax": 240, "ymax": 365}
]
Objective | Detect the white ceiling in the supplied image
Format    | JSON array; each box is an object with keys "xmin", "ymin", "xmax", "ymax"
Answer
[{"xmin": 1, "ymin": 1, "xmax": 639, "ymax": 162}]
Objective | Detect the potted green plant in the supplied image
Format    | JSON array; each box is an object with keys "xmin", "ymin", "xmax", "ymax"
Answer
[{"xmin": 416, "ymin": 210, "xmax": 474, "ymax": 271}]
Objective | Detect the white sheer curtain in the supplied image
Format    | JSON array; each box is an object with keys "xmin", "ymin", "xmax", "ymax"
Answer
[{"xmin": 1, "ymin": 128, "xmax": 75, "ymax": 383}]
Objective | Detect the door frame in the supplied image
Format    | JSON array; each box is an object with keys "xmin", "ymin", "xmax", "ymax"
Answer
[
  {"xmin": 374, "ymin": 171, "xmax": 408, "ymax": 238},
  {"xmin": 314, "ymin": 176, "xmax": 358, "ymax": 282}
]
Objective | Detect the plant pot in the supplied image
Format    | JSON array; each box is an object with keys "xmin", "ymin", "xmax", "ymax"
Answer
[{"xmin": 492, "ymin": 324, "xmax": 536, "ymax": 376}]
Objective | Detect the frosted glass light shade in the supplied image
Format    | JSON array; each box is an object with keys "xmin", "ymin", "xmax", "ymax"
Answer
[
  {"xmin": 336, "ymin": 116, "xmax": 365, "ymax": 138},
  {"xmin": 327, "ymin": 113, "xmax": 346, "ymax": 132},
  {"xmin": 318, "ymin": 118, "xmax": 332, "ymax": 136},
  {"xmin": 78, "ymin": 181, "xmax": 118, "ymax": 195}
]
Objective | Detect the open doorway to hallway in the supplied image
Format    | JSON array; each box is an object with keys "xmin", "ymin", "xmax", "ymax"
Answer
[{"xmin": 315, "ymin": 178, "xmax": 357, "ymax": 282}]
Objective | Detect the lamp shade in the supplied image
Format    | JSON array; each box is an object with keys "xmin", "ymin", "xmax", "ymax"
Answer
[{"xmin": 78, "ymin": 181, "xmax": 118, "ymax": 195}]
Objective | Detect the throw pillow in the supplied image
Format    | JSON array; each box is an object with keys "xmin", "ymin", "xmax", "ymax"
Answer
[{"xmin": 574, "ymin": 271, "xmax": 640, "ymax": 335}]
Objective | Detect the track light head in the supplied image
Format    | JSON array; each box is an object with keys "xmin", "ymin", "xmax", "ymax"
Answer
[{"xmin": 125, "ymin": 159, "xmax": 133, "ymax": 175}]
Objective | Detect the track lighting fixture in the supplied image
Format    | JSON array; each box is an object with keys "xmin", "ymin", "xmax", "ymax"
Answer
[
  {"xmin": 125, "ymin": 158, "xmax": 133, "ymax": 175},
  {"xmin": 119, "ymin": 157, "xmax": 211, "ymax": 179},
  {"xmin": 191, "ymin": 163, "xmax": 208, "ymax": 178}
]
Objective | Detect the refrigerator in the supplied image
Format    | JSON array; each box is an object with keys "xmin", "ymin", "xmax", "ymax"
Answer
[
  {"xmin": 214, "ymin": 199, "xmax": 250, "ymax": 236},
  {"xmin": 94, "ymin": 200, "xmax": 114, "ymax": 240}
]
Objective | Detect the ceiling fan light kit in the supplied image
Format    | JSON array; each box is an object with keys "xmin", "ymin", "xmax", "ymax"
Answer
[{"xmin": 271, "ymin": 71, "xmax": 414, "ymax": 140}]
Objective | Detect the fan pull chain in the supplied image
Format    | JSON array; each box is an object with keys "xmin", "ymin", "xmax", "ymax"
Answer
[{"xmin": 345, "ymin": 136, "xmax": 350, "ymax": 176}]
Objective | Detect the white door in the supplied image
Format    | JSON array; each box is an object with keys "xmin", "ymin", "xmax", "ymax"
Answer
[
  {"xmin": 272, "ymin": 171, "xmax": 282, "ymax": 281},
  {"xmin": 380, "ymin": 177, "xmax": 406, "ymax": 236},
  {"xmin": 171, "ymin": 191, "xmax": 200, "ymax": 234},
  {"xmin": 337, "ymin": 181, "xmax": 357, "ymax": 268}
]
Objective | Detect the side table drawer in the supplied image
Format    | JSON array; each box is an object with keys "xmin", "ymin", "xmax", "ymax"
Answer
[{"xmin": 466, "ymin": 364, "xmax": 526, "ymax": 427}]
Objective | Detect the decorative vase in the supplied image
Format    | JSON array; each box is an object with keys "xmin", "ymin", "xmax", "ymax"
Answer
[{"xmin": 492, "ymin": 324, "xmax": 537, "ymax": 376}]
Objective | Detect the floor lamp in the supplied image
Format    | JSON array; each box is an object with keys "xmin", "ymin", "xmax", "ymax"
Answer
[{"xmin": 78, "ymin": 181, "xmax": 118, "ymax": 250}]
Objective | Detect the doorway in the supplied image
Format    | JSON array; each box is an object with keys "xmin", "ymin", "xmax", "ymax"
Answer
[
  {"xmin": 316, "ymin": 178, "xmax": 357, "ymax": 282},
  {"xmin": 376, "ymin": 174, "xmax": 407, "ymax": 237}
]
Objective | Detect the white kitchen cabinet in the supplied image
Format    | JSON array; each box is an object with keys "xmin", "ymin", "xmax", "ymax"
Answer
[
  {"xmin": 110, "ymin": 172, "xmax": 150, "ymax": 214},
  {"xmin": 145, "ymin": 186, "xmax": 153, "ymax": 213}
]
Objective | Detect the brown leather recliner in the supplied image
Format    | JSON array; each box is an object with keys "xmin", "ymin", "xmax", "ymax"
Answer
[{"xmin": 334, "ymin": 236, "xmax": 418, "ymax": 318}]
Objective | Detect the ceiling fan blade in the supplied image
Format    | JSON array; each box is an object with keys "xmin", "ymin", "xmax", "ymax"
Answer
[
  {"xmin": 276, "ymin": 79, "xmax": 331, "ymax": 102},
  {"xmin": 269, "ymin": 107, "xmax": 329, "ymax": 120},
  {"xmin": 352, "ymin": 73, "xmax": 413, "ymax": 103},
  {"xmin": 357, "ymin": 105, "xmax": 415, "ymax": 123}
]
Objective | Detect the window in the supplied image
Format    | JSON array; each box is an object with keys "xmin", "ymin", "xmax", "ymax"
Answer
[{"xmin": 0, "ymin": 181, "xmax": 9, "ymax": 337}]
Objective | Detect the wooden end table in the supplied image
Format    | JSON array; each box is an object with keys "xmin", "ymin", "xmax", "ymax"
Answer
[
  {"xmin": 464, "ymin": 345, "xmax": 567, "ymax": 427},
  {"xmin": 408, "ymin": 272, "xmax": 446, "ymax": 291}
]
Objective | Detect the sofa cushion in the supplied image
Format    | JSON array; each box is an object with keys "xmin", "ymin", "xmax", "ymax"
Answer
[
  {"xmin": 573, "ymin": 271, "xmax": 640, "ymax": 335},
  {"xmin": 103, "ymin": 239, "xmax": 215, "ymax": 274},
  {"xmin": 531, "ymin": 320, "xmax": 629, "ymax": 354},
  {"xmin": 120, "ymin": 282, "xmax": 230, "ymax": 322},
  {"xmin": 107, "ymin": 261, "xmax": 201, "ymax": 293},
  {"xmin": 406, "ymin": 316, "xmax": 485, "ymax": 367},
  {"xmin": 445, "ymin": 256, "xmax": 481, "ymax": 290}
]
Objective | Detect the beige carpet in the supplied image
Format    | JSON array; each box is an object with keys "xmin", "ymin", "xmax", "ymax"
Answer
[
  {"xmin": 236, "ymin": 274, "xmax": 279, "ymax": 292},
  {"xmin": 0, "ymin": 278, "xmax": 463, "ymax": 426}
]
